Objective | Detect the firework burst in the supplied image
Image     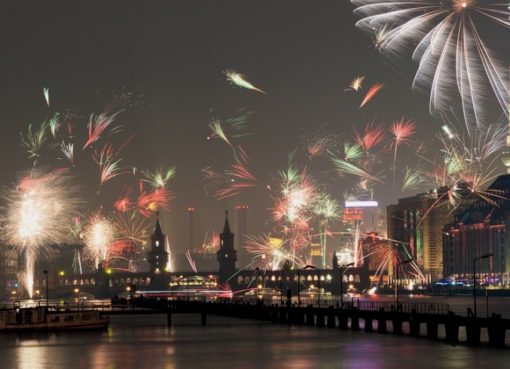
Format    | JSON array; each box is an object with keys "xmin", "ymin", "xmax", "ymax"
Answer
[
  {"xmin": 245, "ymin": 234, "xmax": 305, "ymax": 271},
  {"xmin": 359, "ymin": 83, "xmax": 384, "ymax": 108},
  {"xmin": 224, "ymin": 69, "xmax": 266, "ymax": 94},
  {"xmin": 2, "ymin": 170, "xmax": 81, "ymax": 297},
  {"xmin": 352, "ymin": 0, "xmax": 510, "ymax": 128},
  {"xmin": 84, "ymin": 214, "xmax": 115, "ymax": 268},
  {"xmin": 83, "ymin": 111, "xmax": 122, "ymax": 150},
  {"xmin": 345, "ymin": 75, "xmax": 365, "ymax": 92}
]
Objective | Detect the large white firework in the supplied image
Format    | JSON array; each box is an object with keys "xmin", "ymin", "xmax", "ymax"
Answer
[
  {"xmin": 2, "ymin": 170, "xmax": 81, "ymax": 297},
  {"xmin": 352, "ymin": 0, "xmax": 510, "ymax": 132}
]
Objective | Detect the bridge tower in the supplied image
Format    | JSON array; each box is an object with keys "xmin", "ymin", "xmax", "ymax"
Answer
[
  {"xmin": 147, "ymin": 213, "xmax": 168, "ymax": 275},
  {"xmin": 217, "ymin": 211, "xmax": 237, "ymax": 288}
]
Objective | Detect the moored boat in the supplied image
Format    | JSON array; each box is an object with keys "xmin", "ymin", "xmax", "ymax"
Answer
[{"xmin": 0, "ymin": 305, "xmax": 109, "ymax": 331}]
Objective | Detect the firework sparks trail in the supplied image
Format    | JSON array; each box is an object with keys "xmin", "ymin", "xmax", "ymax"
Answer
[
  {"xmin": 208, "ymin": 118, "xmax": 231, "ymax": 146},
  {"xmin": 43, "ymin": 87, "xmax": 50, "ymax": 107},
  {"xmin": 401, "ymin": 166, "xmax": 426, "ymax": 192},
  {"xmin": 92, "ymin": 143, "xmax": 126, "ymax": 187},
  {"xmin": 273, "ymin": 166, "xmax": 316, "ymax": 225},
  {"xmin": 345, "ymin": 75, "xmax": 366, "ymax": 91},
  {"xmin": 114, "ymin": 192, "xmax": 135, "ymax": 212},
  {"xmin": 442, "ymin": 124, "xmax": 456, "ymax": 139},
  {"xmin": 224, "ymin": 70, "xmax": 266, "ymax": 94},
  {"xmin": 60, "ymin": 141, "xmax": 74, "ymax": 166},
  {"xmin": 389, "ymin": 118, "xmax": 416, "ymax": 186},
  {"xmin": 207, "ymin": 109, "xmax": 254, "ymax": 147},
  {"xmin": 330, "ymin": 154, "xmax": 383, "ymax": 183},
  {"xmin": 215, "ymin": 147, "xmax": 257, "ymax": 200},
  {"xmin": 164, "ymin": 236, "xmax": 173, "ymax": 272},
  {"xmin": 199, "ymin": 231, "xmax": 220, "ymax": 254},
  {"xmin": 312, "ymin": 193, "xmax": 340, "ymax": 268},
  {"xmin": 267, "ymin": 166, "xmax": 320, "ymax": 267},
  {"xmin": 113, "ymin": 211, "xmax": 151, "ymax": 247},
  {"xmin": 20, "ymin": 121, "xmax": 50, "ymax": 165},
  {"xmin": 141, "ymin": 166, "xmax": 176, "ymax": 189},
  {"xmin": 307, "ymin": 138, "xmax": 329, "ymax": 158},
  {"xmin": 412, "ymin": 121, "xmax": 508, "ymax": 220},
  {"xmin": 84, "ymin": 215, "xmax": 115, "ymax": 268},
  {"xmin": 186, "ymin": 250, "xmax": 198, "ymax": 273},
  {"xmin": 352, "ymin": 0, "xmax": 510, "ymax": 129},
  {"xmin": 344, "ymin": 142, "xmax": 364, "ymax": 161},
  {"xmin": 354, "ymin": 122, "xmax": 385, "ymax": 152},
  {"xmin": 245, "ymin": 234, "xmax": 306, "ymax": 271},
  {"xmin": 3, "ymin": 170, "xmax": 80, "ymax": 297},
  {"xmin": 49, "ymin": 113, "xmax": 60, "ymax": 139},
  {"xmin": 359, "ymin": 83, "xmax": 384, "ymax": 108},
  {"xmin": 83, "ymin": 111, "xmax": 122, "ymax": 149},
  {"xmin": 137, "ymin": 187, "xmax": 172, "ymax": 218}
]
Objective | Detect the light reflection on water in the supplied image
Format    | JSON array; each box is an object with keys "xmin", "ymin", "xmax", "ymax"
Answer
[{"xmin": 0, "ymin": 315, "xmax": 508, "ymax": 369}]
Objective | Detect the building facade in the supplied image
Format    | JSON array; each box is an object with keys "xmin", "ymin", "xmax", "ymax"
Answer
[
  {"xmin": 443, "ymin": 175, "xmax": 510, "ymax": 285},
  {"xmin": 387, "ymin": 190, "xmax": 452, "ymax": 282}
]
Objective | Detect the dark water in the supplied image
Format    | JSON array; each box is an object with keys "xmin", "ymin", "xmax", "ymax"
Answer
[{"xmin": 0, "ymin": 314, "xmax": 508, "ymax": 369}]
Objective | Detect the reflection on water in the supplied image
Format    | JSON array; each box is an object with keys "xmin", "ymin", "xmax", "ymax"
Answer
[
  {"xmin": 0, "ymin": 315, "xmax": 508, "ymax": 369},
  {"xmin": 17, "ymin": 338, "xmax": 49, "ymax": 369}
]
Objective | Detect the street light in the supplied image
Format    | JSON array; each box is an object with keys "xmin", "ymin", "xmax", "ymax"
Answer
[
  {"xmin": 473, "ymin": 253, "xmax": 493, "ymax": 318},
  {"xmin": 395, "ymin": 259, "xmax": 413, "ymax": 306},
  {"xmin": 43, "ymin": 270, "xmax": 49, "ymax": 307},
  {"xmin": 340, "ymin": 262, "xmax": 354, "ymax": 308}
]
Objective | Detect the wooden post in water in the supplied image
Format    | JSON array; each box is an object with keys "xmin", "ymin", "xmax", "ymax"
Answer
[
  {"xmin": 377, "ymin": 308, "xmax": 387, "ymax": 334},
  {"xmin": 488, "ymin": 314, "xmax": 506, "ymax": 347},
  {"xmin": 444, "ymin": 313, "xmax": 459, "ymax": 343},
  {"xmin": 409, "ymin": 313, "xmax": 420, "ymax": 337},
  {"xmin": 166, "ymin": 311, "xmax": 172, "ymax": 327},
  {"xmin": 338, "ymin": 310, "xmax": 348, "ymax": 329},
  {"xmin": 364, "ymin": 316, "xmax": 373, "ymax": 332}
]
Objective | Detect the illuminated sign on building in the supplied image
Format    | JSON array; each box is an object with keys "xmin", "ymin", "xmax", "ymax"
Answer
[
  {"xmin": 345, "ymin": 201, "xmax": 378, "ymax": 208},
  {"xmin": 343, "ymin": 208, "xmax": 363, "ymax": 221}
]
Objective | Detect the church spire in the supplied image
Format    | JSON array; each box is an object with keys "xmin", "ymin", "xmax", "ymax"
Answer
[
  {"xmin": 153, "ymin": 211, "xmax": 163, "ymax": 238},
  {"xmin": 222, "ymin": 210, "xmax": 232, "ymax": 235},
  {"xmin": 217, "ymin": 210, "xmax": 237, "ymax": 287}
]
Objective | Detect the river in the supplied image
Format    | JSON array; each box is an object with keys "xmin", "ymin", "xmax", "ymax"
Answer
[{"xmin": 0, "ymin": 311, "xmax": 508, "ymax": 369}]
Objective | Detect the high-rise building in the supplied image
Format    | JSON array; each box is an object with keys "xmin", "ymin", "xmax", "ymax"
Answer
[
  {"xmin": 443, "ymin": 175, "xmax": 510, "ymax": 284},
  {"xmin": 387, "ymin": 190, "xmax": 452, "ymax": 282}
]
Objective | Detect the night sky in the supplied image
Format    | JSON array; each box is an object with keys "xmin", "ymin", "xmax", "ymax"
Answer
[{"xmin": 0, "ymin": 1, "xmax": 487, "ymax": 252}]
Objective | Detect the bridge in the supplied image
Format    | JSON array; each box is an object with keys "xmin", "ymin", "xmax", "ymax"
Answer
[{"xmin": 125, "ymin": 298, "xmax": 509, "ymax": 347}]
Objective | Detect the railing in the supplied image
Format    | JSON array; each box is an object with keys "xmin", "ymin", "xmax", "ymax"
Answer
[
  {"xmin": 231, "ymin": 297, "xmax": 450, "ymax": 315},
  {"xmin": 343, "ymin": 300, "xmax": 450, "ymax": 315},
  {"xmin": 0, "ymin": 297, "xmax": 451, "ymax": 316}
]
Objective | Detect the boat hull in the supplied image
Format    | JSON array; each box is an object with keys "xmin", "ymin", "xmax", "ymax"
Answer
[{"xmin": 0, "ymin": 307, "xmax": 110, "ymax": 332}]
